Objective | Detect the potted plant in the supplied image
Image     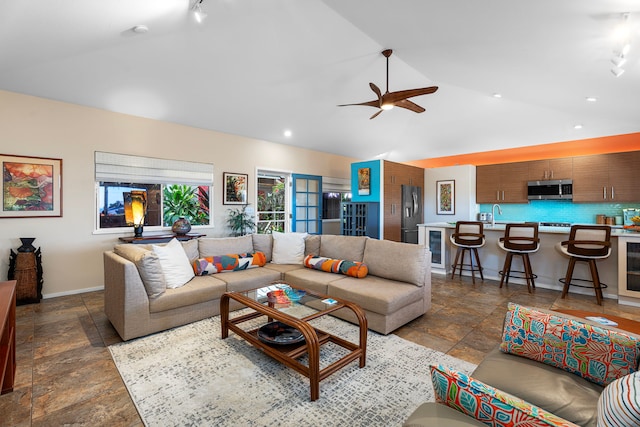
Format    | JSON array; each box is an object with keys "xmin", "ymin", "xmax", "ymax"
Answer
[{"xmin": 227, "ymin": 204, "xmax": 256, "ymax": 236}]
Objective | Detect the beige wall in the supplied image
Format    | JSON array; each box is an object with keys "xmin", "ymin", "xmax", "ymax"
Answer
[{"xmin": 0, "ymin": 90, "xmax": 357, "ymax": 297}]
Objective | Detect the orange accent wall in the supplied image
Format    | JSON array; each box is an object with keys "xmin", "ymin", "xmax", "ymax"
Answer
[{"xmin": 407, "ymin": 132, "xmax": 640, "ymax": 168}]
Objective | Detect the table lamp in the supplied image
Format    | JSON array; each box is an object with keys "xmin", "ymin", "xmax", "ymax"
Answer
[{"xmin": 124, "ymin": 190, "xmax": 147, "ymax": 237}]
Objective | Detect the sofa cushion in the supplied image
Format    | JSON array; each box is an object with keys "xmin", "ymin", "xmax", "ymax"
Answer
[
  {"xmin": 215, "ymin": 267, "xmax": 281, "ymax": 293},
  {"xmin": 402, "ymin": 402, "xmax": 486, "ymax": 427},
  {"xmin": 152, "ymin": 238, "xmax": 195, "ymax": 289},
  {"xmin": 305, "ymin": 234, "xmax": 321, "ymax": 257},
  {"xmin": 472, "ymin": 347, "xmax": 602, "ymax": 427},
  {"xmin": 193, "ymin": 252, "xmax": 267, "ymax": 275},
  {"xmin": 597, "ymin": 372, "xmax": 640, "ymax": 427},
  {"xmin": 327, "ymin": 276, "xmax": 423, "ymax": 315},
  {"xmin": 271, "ymin": 232, "xmax": 308, "ymax": 264},
  {"xmin": 198, "ymin": 235, "xmax": 254, "ymax": 258},
  {"xmin": 114, "ymin": 244, "xmax": 167, "ymax": 298},
  {"xmin": 181, "ymin": 239, "xmax": 200, "ymax": 263},
  {"xmin": 500, "ymin": 303, "xmax": 640, "ymax": 386},
  {"xmin": 283, "ymin": 268, "xmax": 342, "ymax": 295},
  {"xmin": 431, "ymin": 364, "xmax": 580, "ymax": 427},
  {"xmin": 362, "ymin": 239, "xmax": 427, "ymax": 286},
  {"xmin": 252, "ymin": 233, "xmax": 273, "ymax": 262},
  {"xmin": 149, "ymin": 275, "xmax": 227, "ymax": 313},
  {"xmin": 303, "ymin": 254, "xmax": 368, "ymax": 278},
  {"xmin": 319, "ymin": 235, "xmax": 367, "ymax": 262}
]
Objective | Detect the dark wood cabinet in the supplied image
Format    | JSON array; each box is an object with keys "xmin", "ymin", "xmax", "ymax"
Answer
[
  {"xmin": 383, "ymin": 161, "xmax": 423, "ymax": 242},
  {"xmin": 0, "ymin": 280, "xmax": 16, "ymax": 395},
  {"xmin": 476, "ymin": 162, "xmax": 528, "ymax": 203},
  {"xmin": 527, "ymin": 158, "xmax": 573, "ymax": 181},
  {"xmin": 573, "ymin": 152, "xmax": 639, "ymax": 202}
]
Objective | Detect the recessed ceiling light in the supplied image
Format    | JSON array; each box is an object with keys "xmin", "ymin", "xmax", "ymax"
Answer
[
  {"xmin": 585, "ymin": 97, "xmax": 597, "ymax": 102},
  {"xmin": 492, "ymin": 93, "xmax": 502, "ymax": 98},
  {"xmin": 132, "ymin": 25, "xmax": 149, "ymax": 34},
  {"xmin": 283, "ymin": 130, "xmax": 292, "ymax": 138},
  {"xmin": 574, "ymin": 124, "xmax": 583, "ymax": 130}
]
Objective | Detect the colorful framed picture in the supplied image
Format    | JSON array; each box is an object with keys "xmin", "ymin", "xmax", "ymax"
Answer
[
  {"xmin": 1, "ymin": 154, "xmax": 62, "ymax": 217},
  {"xmin": 223, "ymin": 172, "xmax": 248, "ymax": 205},
  {"xmin": 436, "ymin": 180, "xmax": 455, "ymax": 215},
  {"xmin": 357, "ymin": 167, "xmax": 370, "ymax": 195}
]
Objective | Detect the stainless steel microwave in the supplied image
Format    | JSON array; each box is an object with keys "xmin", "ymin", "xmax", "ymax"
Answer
[{"xmin": 527, "ymin": 179, "xmax": 573, "ymax": 200}]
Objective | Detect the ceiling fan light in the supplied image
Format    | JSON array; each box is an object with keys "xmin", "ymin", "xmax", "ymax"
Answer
[{"xmin": 381, "ymin": 103, "xmax": 394, "ymax": 110}]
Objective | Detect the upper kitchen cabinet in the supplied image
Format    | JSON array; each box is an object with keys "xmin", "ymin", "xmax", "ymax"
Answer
[
  {"xmin": 573, "ymin": 152, "xmax": 639, "ymax": 202},
  {"xmin": 383, "ymin": 160, "xmax": 424, "ymax": 242},
  {"xmin": 476, "ymin": 162, "xmax": 528, "ymax": 203},
  {"xmin": 527, "ymin": 158, "xmax": 573, "ymax": 181}
]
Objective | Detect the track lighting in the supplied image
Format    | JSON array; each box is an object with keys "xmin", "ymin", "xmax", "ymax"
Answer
[
  {"xmin": 192, "ymin": 0, "xmax": 207, "ymax": 23},
  {"xmin": 611, "ymin": 67, "xmax": 625, "ymax": 77},
  {"xmin": 611, "ymin": 55, "xmax": 627, "ymax": 68}
]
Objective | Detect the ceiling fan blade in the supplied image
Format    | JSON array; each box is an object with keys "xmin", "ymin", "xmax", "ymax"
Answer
[
  {"xmin": 337, "ymin": 99, "xmax": 380, "ymax": 108},
  {"xmin": 369, "ymin": 82, "xmax": 382, "ymax": 100},
  {"xmin": 395, "ymin": 99, "xmax": 425, "ymax": 114},
  {"xmin": 369, "ymin": 110, "xmax": 383, "ymax": 120},
  {"xmin": 385, "ymin": 86, "xmax": 439, "ymax": 103}
]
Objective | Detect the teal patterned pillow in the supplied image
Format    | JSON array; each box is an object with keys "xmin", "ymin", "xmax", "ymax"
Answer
[
  {"xmin": 500, "ymin": 303, "xmax": 640, "ymax": 386},
  {"xmin": 430, "ymin": 365, "xmax": 580, "ymax": 427}
]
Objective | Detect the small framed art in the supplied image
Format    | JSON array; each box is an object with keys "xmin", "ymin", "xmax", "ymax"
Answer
[
  {"xmin": 223, "ymin": 172, "xmax": 248, "ymax": 205},
  {"xmin": 1, "ymin": 154, "xmax": 62, "ymax": 217},
  {"xmin": 436, "ymin": 179, "xmax": 455, "ymax": 215},
  {"xmin": 357, "ymin": 167, "xmax": 370, "ymax": 195}
]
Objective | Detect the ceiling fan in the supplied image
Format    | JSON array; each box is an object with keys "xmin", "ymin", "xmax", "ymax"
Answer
[{"xmin": 339, "ymin": 49, "xmax": 438, "ymax": 119}]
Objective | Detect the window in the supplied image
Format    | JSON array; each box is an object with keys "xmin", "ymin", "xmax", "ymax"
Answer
[
  {"xmin": 257, "ymin": 173, "xmax": 287, "ymax": 234},
  {"xmin": 322, "ymin": 191, "xmax": 351, "ymax": 220},
  {"xmin": 95, "ymin": 152, "xmax": 213, "ymax": 232}
]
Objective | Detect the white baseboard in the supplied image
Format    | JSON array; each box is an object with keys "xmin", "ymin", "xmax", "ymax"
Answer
[{"xmin": 43, "ymin": 286, "xmax": 104, "ymax": 299}]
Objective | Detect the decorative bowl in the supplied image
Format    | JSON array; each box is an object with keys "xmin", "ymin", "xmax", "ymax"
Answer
[{"xmin": 285, "ymin": 288, "xmax": 306, "ymax": 302}]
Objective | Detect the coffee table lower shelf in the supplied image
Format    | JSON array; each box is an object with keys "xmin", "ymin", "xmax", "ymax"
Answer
[{"xmin": 220, "ymin": 290, "xmax": 367, "ymax": 401}]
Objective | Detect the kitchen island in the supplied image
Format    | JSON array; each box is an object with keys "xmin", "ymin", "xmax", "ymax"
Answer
[{"xmin": 419, "ymin": 222, "xmax": 640, "ymax": 305}]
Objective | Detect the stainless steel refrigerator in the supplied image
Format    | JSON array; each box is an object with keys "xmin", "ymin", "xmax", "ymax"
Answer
[{"xmin": 401, "ymin": 185, "xmax": 422, "ymax": 244}]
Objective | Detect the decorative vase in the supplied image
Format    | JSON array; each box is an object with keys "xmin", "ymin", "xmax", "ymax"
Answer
[
  {"xmin": 18, "ymin": 238, "xmax": 36, "ymax": 253},
  {"xmin": 172, "ymin": 217, "xmax": 192, "ymax": 235}
]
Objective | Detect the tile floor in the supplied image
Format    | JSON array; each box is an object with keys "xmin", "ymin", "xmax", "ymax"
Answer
[{"xmin": 2, "ymin": 274, "xmax": 640, "ymax": 426}]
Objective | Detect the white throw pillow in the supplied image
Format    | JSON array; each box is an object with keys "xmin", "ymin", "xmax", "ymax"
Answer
[
  {"xmin": 271, "ymin": 232, "xmax": 308, "ymax": 264},
  {"xmin": 152, "ymin": 238, "xmax": 195, "ymax": 289}
]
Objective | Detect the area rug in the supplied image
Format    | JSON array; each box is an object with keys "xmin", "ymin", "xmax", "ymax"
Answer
[{"xmin": 109, "ymin": 314, "xmax": 476, "ymax": 427}]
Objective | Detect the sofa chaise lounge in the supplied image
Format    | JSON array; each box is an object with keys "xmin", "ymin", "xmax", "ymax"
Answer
[{"xmin": 104, "ymin": 233, "xmax": 431, "ymax": 341}]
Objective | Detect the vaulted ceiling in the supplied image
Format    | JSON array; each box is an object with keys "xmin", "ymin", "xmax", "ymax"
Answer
[{"xmin": 1, "ymin": 0, "xmax": 638, "ymax": 162}]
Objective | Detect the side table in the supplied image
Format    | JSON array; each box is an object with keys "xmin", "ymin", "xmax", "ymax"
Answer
[{"xmin": 118, "ymin": 233, "xmax": 206, "ymax": 244}]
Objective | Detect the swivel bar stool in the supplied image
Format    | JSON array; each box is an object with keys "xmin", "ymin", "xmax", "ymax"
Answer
[
  {"xmin": 450, "ymin": 221, "xmax": 485, "ymax": 284},
  {"xmin": 557, "ymin": 225, "xmax": 611, "ymax": 305},
  {"xmin": 497, "ymin": 223, "xmax": 540, "ymax": 293}
]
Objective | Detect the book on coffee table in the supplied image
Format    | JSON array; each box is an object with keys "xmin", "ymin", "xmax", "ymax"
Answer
[{"xmin": 585, "ymin": 316, "xmax": 618, "ymax": 327}]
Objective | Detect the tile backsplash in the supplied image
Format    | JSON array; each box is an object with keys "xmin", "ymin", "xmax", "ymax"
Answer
[{"xmin": 478, "ymin": 200, "xmax": 640, "ymax": 225}]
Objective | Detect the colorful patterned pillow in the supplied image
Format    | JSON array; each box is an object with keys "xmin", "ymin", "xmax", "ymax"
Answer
[
  {"xmin": 192, "ymin": 251, "xmax": 266, "ymax": 275},
  {"xmin": 500, "ymin": 303, "xmax": 640, "ymax": 386},
  {"xmin": 597, "ymin": 372, "xmax": 640, "ymax": 427},
  {"xmin": 303, "ymin": 254, "xmax": 368, "ymax": 278},
  {"xmin": 430, "ymin": 365, "xmax": 580, "ymax": 427}
]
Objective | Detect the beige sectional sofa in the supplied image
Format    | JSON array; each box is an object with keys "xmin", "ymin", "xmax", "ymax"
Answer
[{"xmin": 104, "ymin": 233, "xmax": 431, "ymax": 341}]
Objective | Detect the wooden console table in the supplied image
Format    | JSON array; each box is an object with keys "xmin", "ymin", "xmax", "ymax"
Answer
[
  {"xmin": 119, "ymin": 233, "xmax": 205, "ymax": 244},
  {"xmin": 0, "ymin": 280, "xmax": 17, "ymax": 395}
]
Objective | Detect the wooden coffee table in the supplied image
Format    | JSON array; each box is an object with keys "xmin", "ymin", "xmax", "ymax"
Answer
[
  {"xmin": 220, "ymin": 283, "xmax": 367, "ymax": 401},
  {"xmin": 555, "ymin": 309, "xmax": 640, "ymax": 335}
]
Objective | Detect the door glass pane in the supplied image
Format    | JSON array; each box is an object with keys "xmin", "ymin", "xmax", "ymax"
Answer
[
  {"xmin": 307, "ymin": 207, "xmax": 318, "ymax": 220},
  {"xmin": 296, "ymin": 193, "xmax": 307, "ymax": 206},
  {"xmin": 296, "ymin": 179, "xmax": 307, "ymax": 192},
  {"xmin": 296, "ymin": 207, "xmax": 306, "ymax": 218},
  {"xmin": 308, "ymin": 194, "xmax": 318, "ymax": 206},
  {"xmin": 296, "ymin": 221, "xmax": 307, "ymax": 232},
  {"xmin": 627, "ymin": 242, "xmax": 640, "ymax": 291},
  {"xmin": 307, "ymin": 221, "xmax": 317, "ymax": 233},
  {"xmin": 308, "ymin": 180, "xmax": 318, "ymax": 192}
]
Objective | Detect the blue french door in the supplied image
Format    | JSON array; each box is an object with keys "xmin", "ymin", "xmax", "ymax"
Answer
[{"xmin": 292, "ymin": 174, "xmax": 322, "ymax": 234}]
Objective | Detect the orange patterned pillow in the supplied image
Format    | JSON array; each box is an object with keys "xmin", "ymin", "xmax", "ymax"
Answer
[
  {"xmin": 193, "ymin": 251, "xmax": 266, "ymax": 275},
  {"xmin": 303, "ymin": 254, "xmax": 368, "ymax": 278}
]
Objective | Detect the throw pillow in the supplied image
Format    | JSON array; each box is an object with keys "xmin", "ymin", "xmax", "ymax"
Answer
[
  {"xmin": 193, "ymin": 252, "xmax": 267, "ymax": 275},
  {"xmin": 597, "ymin": 372, "xmax": 640, "ymax": 427},
  {"xmin": 271, "ymin": 232, "xmax": 308, "ymax": 264},
  {"xmin": 303, "ymin": 254, "xmax": 368, "ymax": 278},
  {"xmin": 430, "ymin": 365, "xmax": 580, "ymax": 427},
  {"xmin": 500, "ymin": 303, "xmax": 640, "ymax": 386},
  {"xmin": 152, "ymin": 238, "xmax": 195, "ymax": 289},
  {"xmin": 114, "ymin": 244, "xmax": 166, "ymax": 298}
]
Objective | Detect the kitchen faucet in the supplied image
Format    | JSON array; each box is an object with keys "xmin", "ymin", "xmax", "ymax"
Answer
[{"xmin": 491, "ymin": 203, "xmax": 502, "ymax": 227}]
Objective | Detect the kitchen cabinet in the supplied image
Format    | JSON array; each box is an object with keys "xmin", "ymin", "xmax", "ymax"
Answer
[
  {"xmin": 476, "ymin": 162, "xmax": 528, "ymax": 203},
  {"xmin": 618, "ymin": 235, "xmax": 640, "ymax": 305},
  {"xmin": 418, "ymin": 225, "xmax": 450, "ymax": 274},
  {"xmin": 527, "ymin": 158, "xmax": 572, "ymax": 181},
  {"xmin": 573, "ymin": 152, "xmax": 639, "ymax": 202},
  {"xmin": 383, "ymin": 161, "xmax": 423, "ymax": 242}
]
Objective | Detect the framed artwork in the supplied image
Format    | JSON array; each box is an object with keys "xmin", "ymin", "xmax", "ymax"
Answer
[
  {"xmin": 436, "ymin": 180, "xmax": 455, "ymax": 215},
  {"xmin": 1, "ymin": 154, "xmax": 62, "ymax": 218},
  {"xmin": 223, "ymin": 172, "xmax": 248, "ymax": 205},
  {"xmin": 357, "ymin": 167, "xmax": 370, "ymax": 195}
]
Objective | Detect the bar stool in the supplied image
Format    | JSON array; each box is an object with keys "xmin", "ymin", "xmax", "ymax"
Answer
[
  {"xmin": 557, "ymin": 225, "xmax": 611, "ymax": 305},
  {"xmin": 450, "ymin": 221, "xmax": 485, "ymax": 284},
  {"xmin": 497, "ymin": 223, "xmax": 540, "ymax": 293}
]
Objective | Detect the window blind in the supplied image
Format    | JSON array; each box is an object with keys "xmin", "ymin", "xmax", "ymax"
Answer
[{"xmin": 95, "ymin": 152, "xmax": 214, "ymax": 186}]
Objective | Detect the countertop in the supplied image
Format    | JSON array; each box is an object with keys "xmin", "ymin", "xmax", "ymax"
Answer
[{"xmin": 418, "ymin": 222, "xmax": 638, "ymax": 236}]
